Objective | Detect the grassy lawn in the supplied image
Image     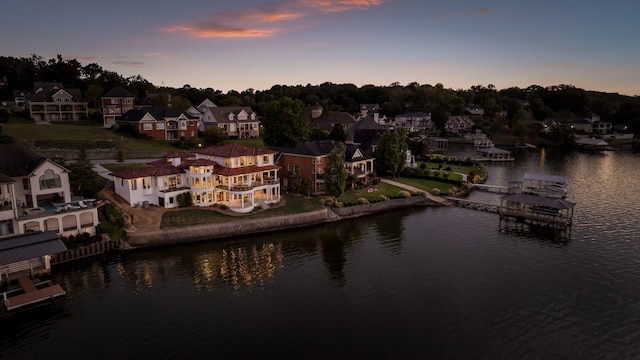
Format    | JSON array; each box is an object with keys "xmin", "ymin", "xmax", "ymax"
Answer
[
  {"xmin": 2, "ymin": 116, "xmax": 265, "ymax": 153},
  {"xmin": 161, "ymin": 193, "xmax": 322, "ymax": 228},
  {"xmin": 417, "ymin": 161, "xmax": 486, "ymax": 179},
  {"xmin": 338, "ymin": 182, "xmax": 407, "ymax": 203},
  {"xmin": 394, "ymin": 176, "xmax": 459, "ymax": 194}
]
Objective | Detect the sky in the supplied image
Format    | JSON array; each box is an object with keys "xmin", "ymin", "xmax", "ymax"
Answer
[{"xmin": 3, "ymin": 0, "xmax": 640, "ymax": 96}]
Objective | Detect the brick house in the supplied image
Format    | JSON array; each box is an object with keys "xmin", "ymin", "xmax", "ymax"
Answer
[{"xmin": 116, "ymin": 107, "xmax": 199, "ymax": 140}]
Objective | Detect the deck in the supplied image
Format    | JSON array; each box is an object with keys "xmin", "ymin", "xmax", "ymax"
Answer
[{"xmin": 3, "ymin": 276, "xmax": 66, "ymax": 312}]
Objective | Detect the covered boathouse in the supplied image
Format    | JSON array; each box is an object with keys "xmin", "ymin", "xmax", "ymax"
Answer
[
  {"xmin": 1, "ymin": 231, "xmax": 67, "ymax": 312},
  {"xmin": 499, "ymin": 193, "xmax": 576, "ymax": 228}
]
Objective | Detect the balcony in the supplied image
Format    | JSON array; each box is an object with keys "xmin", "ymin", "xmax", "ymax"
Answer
[{"xmin": 231, "ymin": 184, "xmax": 254, "ymax": 192}]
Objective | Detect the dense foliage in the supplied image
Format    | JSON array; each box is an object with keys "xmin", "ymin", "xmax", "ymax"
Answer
[
  {"xmin": 1, "ymin": 54, "xmax": 639, "ymax": 135},
  {"xmin": 261, "ymin": 97, "xmax": 309, "ymax": 147}
]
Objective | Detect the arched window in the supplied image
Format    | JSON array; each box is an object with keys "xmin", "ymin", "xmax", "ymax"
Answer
[{"xmin": 39, "ymin": 169, "xmax": 61, "ymax": 189}]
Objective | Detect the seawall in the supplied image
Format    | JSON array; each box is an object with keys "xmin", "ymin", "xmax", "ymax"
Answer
[{"xmin": 125, "ymin": 196, "xmax": 442, "ymax": 249}]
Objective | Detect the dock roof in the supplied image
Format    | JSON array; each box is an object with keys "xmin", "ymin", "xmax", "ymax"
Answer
[
  {"xmin": 0, "ymin": 231, "xmax": 67, "ymax": 266},
  {"xmin": 501, "ymin": 193, "xmax": 576, "ymax": 210},
  {"xmin": 523, "ymin": 173, "xmax": 567, "ymax": 184}
]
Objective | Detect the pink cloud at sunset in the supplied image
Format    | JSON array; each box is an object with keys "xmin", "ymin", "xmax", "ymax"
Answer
[{"xmin": 165, "ymin": 0, "xmax": 388, "ymax": 39}]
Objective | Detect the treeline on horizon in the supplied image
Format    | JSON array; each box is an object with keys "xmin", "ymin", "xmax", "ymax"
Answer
[{"xmin": 2, "ymin": 54, "xmax": 639, "ymax": 134}]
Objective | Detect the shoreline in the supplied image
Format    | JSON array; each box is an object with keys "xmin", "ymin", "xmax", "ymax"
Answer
[{"xmin": 123, "ymin": 195, "xmax": 443, "ymax": 249}]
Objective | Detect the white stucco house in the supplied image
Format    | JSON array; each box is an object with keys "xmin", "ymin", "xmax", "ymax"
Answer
[
  {"xmin": 110, "ymin": 144, "xmax": 281, "ymax": 213},
  {"xmin": 0, "ymin": 144, "xmax": 100, "ymax": 238}
]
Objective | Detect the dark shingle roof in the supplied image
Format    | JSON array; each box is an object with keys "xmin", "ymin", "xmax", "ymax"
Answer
[
  {"xmin": 0, "ymin": 143, "xmax": 47, "ymax": 177},
  {"xmin": 103, "ymin": 87, "xmax": 135, "ymax": 98},
  {"xmin": 0, "ymin": 231, "xmax": 67, "ymax": 266},
  {"xmin": 308, "ymin": 111, "xmax": 356, "ymax": 131}
]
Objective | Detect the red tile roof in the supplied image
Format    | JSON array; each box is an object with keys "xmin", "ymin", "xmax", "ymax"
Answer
[
  {"xmin": 196, "ymin": 143, "xmax": 276, "ymax": 158},
  {"xmin": 213, "ymin": 164, "xmax": 279, "ymax": 176}
]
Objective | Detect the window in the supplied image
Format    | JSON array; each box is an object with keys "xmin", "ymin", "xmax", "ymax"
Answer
[
  {"xmin": 317, "ymin": 157, "xmax": 322, "ymax": 164},
  {"xmin": 131, "ymin": 179, "xmax": 137, "ymax": 191},
  {"xmin": 263, "ymin": 155, "xmax": 268, "ymax": 163},
  {"xmin": 23, "ymin": 179, "xmax": 29, "ymax": 190},
  {"xmin": 39, "ymin": 169, "xmax": 62, "ymax": 189},
  {"xmin": 287, "ymin": 164, "xmax": 292, "ymax": 171},
  {"xmin": 179, "ymin": 121, "xmax": 186, "ymax": 130},
  {"xmin": 143, "ymin": 123, "xmax": 153, "ymax": 131},
  {"xmin": 142, "ymin": 178, "xmax": 151, "ymax": 189},
  {"xmin": 156, "ymin": 123, "xmax": 165, "ymax": 130}
]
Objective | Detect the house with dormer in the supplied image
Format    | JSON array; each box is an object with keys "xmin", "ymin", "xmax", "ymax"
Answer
[
  {"xmin": 394, "ymin": 112, "xmax": 434, "ymax": 133},
  {"xmin": 110, "ymin": 144, "xmax": 280, "ymax": 213},
  {"xmin": 101, "ymin": 87, "xmax": 135, "ymax": 128},
  {"xmin": 0, "ymin": 144, "xmax": 99, "ymax": 239},
  {"xmin": 116, "ymin": 107, "xmax": 199, "ymax": 140},
  {"xmin": 199, "ymin": 105, "xmax": 260, "ymax": 138},
  {"xmin": 444, "ymin": 116, "xmax": 474, "ymax": 135},
  {"xmin": 25, "ymin": 82, "xmax": 88, "ymax": 122}
]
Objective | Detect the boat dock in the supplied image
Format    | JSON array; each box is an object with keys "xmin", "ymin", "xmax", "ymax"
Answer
[
  {"xmin": 447, "ymin": 195, "xmax": 575, "ymax": 229},
  {"xmin": 3, "ymin": 276, "xmax": 66, "ymax": 312},
  {"xmin": 472, "ymin": 184, "xmax": 509, "ymax": 194}
]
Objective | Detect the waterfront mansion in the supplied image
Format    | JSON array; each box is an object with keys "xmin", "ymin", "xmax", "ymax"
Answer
[
  {"xmin": 110, "ymin": 144, "xmax": 281, "ymax": 213},
  {"xmin": 0, "ymin": 144, "xmax": 100, "ymax": 238}
]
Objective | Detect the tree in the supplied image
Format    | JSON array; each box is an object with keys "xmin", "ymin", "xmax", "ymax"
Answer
[
  {"xmin": 328, "ymin": 123, "xmax": 346, "ymax": 142},
  {"xmin": 375, "ymin": 129, "xmax": 399, "ymax": 177},
  {"xmin": 202, "ymin": 126, "xmax": 228, "ymax": 146},
  {"xmin": 375, "ymin": 128, "xmax": 408, "ymax": 178},
  {"xmin": 262, "ymin": 97, "xmax": 309, "ymax": 147},
  {"xmin": 324, "ymin": 142, "xmax": 348, "ymax": 198}
]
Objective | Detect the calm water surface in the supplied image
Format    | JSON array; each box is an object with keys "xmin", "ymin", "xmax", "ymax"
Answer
[{"xmin": 2, "ymin": 147, "xmax": 640, "ymax": 359}]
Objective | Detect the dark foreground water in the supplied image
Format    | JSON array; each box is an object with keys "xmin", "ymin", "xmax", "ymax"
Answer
[{"xmin": 2, "ymin": 147, "xmax": 640, "ymax": 359}]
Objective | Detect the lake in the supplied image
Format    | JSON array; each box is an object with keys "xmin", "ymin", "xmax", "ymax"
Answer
[{"xmin": 2, "ymin": 146, "xmax": 639, "ymax": 359}]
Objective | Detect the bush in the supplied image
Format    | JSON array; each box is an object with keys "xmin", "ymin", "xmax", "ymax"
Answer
[
  {"xmin": 325, "ymin": 198, "xmax": 335, "ymax": 207},
  {"xmin": 379, "ymin": 195, "xmax": 389, "ymax": 201},
  {"xmin": 334, "ymin": 201, "xmax": 343, "ymax": 208},
  {"xmin": 318, "ymin": 198, "xmax": 326, "ymax": 206},
  {"xmin": 68, "ymin": 235, "xmax": 76, "ymax": 243},
  {"xmin": 177, "ymin": 192, "xmax": 193, "ymax": 207},
  {"xmin": 431, "ymin": 188, "xmax": 441, "ymax": 196},
  {"xmin": 357, "ymin": 197, "xmax": 369, "ymax": 205},
  {"xmin": 398, "ymin": 190, "xmax": 411, "ymax": 198}
]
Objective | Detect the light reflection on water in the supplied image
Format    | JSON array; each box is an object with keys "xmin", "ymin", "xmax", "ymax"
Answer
[{"xmin": 2, "ymin": 148, "xmax": 640, "ymax": 359}]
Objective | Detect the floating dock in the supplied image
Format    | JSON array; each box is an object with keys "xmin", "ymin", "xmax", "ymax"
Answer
[{"xmin": 2, "ymin": 276, "xmax": 66, "ymax": 312}]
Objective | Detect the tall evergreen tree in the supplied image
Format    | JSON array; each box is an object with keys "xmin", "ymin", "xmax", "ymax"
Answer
[{"xmin": 324, "ymin": 142, "xmax": 348, "ymax": 198}]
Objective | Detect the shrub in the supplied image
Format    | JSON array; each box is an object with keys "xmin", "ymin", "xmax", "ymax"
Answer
[
  {"xmin": 357, "ymin": 197, "xmax": 369, "ymax": 205},
  {"xmin": 318, "ymin": 198, "xmax": 326, "ymax": 206},
  {"xmin": 325, "ymin": 198, "xmax": 335, "ymax": 207},
  {"xmin": 334, "ymin": 201, "xmax": 343, "ymax": 208},
  {"xmin": 68, "ymin": 235, "xmax": 76, "ymax": 243},
  {"xmin": 431, "ymin": 188, "xmax": 441, "ymax": 196},
  {"xmin": 379, "ymin": 195, "xmax": 389, "ymax": 201},
  {"xmin": 398, "ymin": 190, "xmax": 411, "ymax": 198}
]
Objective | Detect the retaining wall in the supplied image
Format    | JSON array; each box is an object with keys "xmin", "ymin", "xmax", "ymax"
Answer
[
  {"xmin": 127, "ymin": 208, "xmax": 336, "ymax": 248},
  {"xmin": 331, "ymin": 196, "xmax": 433, "ymax": 217}
]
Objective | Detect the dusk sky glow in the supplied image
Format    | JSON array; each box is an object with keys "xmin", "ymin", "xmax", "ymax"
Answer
[{"xmin": 3, "ymin": 0, "xmax": 639, "ymax": 95}]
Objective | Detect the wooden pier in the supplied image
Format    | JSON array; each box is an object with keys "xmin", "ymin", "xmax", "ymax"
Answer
[
  {"xmin": 446, "ymin": 197, "xmax": 499, "ymax": 213},
  {"xmin": 3, "ymin": 276, "xmax": 66, "ymax": 312},
  {"xmin": 447, "ymin": 195, "xmax": 574, "ymax": 229},
  {"xmin": 472, "ymin": 184, "xmax": 509, "ymax": 194}
]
